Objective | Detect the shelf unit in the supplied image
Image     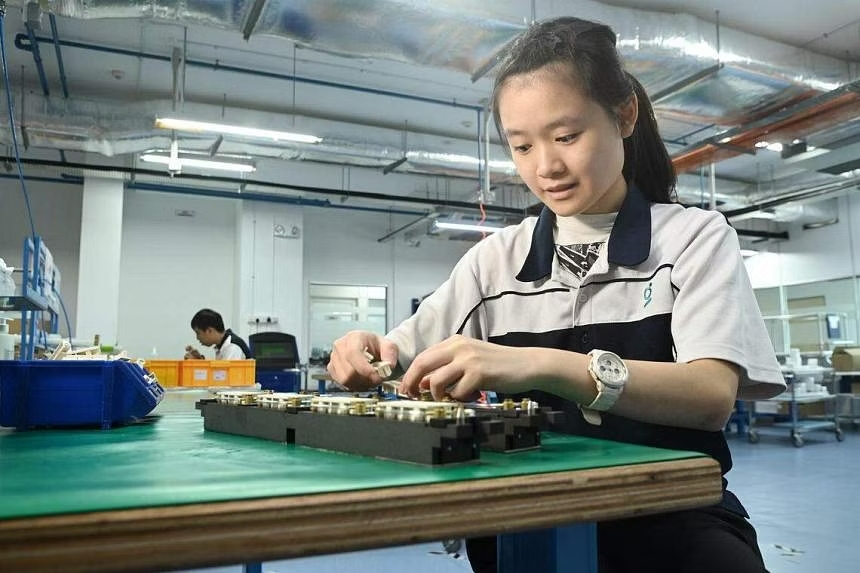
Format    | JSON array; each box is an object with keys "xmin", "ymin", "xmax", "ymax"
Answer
[
  {"xmin": 762, "ymin": 311, "xmax": 854, "ymax": 365},
  {"xmin": 0, "ymin": 236, "xmax": 62, "ymax": 360},
  {"xmin": 747, "ymin": 369, "xmax": 844, "ymax": 447}
]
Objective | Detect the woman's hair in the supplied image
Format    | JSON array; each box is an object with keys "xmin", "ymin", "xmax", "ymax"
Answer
[{"xmin": 491, "ymin": 17, "xmax": 676, "ymax": 204}]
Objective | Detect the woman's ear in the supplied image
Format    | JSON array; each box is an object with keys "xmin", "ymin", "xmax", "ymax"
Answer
[{"xmin": 617, "ymin": 94, "xmax": 638, "ymax": 138}]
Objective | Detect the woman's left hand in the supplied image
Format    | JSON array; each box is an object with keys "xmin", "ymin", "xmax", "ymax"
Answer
[{"xmin": 398, "ymin": 335, "xmax": 534, "ymax": 401}]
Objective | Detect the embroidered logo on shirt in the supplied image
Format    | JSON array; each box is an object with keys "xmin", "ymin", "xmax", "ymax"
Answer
[{"xmin": 644, "ymin": 282, "xmax": 653, "ymax": 308}]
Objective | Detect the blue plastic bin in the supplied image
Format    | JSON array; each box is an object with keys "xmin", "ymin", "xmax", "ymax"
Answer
[
  {"xmin": 257, "ymin": 369, "xmax": 302, "ymax": 392},
  {"xmin": 0, "ymin": 360, "xmax": 164, "ymax": 429}
]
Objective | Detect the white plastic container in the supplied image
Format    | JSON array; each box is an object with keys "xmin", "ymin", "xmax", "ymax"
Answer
[{"xmin": 0, "ymin": 319, "xmax": 15, "ymax": 360}]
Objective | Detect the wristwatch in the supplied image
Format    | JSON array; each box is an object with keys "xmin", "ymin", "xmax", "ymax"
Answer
[{"xmin": 580, "ymin": 349, "xmax": 629, "ymax": 426}]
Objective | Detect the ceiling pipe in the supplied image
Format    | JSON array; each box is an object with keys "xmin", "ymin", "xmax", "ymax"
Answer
[
  {"xmin": 723, "ymin": 176, "xmax": 860, "ymax": 219},
  {"xmin": 0, "ymin": 171, "xmax": 430, "ymax": 218},
  {"xmin": 673, "ymin": 78, "xmax": 860, "ymax": 174},
  {"xmin": 13, "ymin": 32, "xmax": 484, "ymax": 113},
  {"xmin": 23, "ymin": 19, "xmax": 49, "ymax": 96},
  {"xmin": 47, "ymin": 13, "xmax": 68, "ymax": 98},
  {"xmin": 0, "ymin": 155, "xmax": 527, "ymax": 216}
]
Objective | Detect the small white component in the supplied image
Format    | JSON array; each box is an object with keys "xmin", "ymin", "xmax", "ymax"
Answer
[
  {"xmin": 256, "ymin": 392, "xmax": 311, "ymax": 410},
  {"xmin": 310, "ymin": 395, "xmax": 378, "ymax": 416},
  {"xmin": 363, "ymin": 347, "xmax": 394, "ymax": 379},
  {"xmin": 216, "ymin": 390, "xmax": 263, "ymax": 405},
  {"xmin": 376, "ymin": 400, "xmax": 475, "ymax": 423}
]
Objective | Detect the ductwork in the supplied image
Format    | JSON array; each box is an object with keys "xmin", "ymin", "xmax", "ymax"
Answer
[
  {"xmin": 31, "ymin": 0, "xmax": 850, "ymax": 123},
  {"xmin": 3, "ymin": 0, "xmax": 855, "ymax": 208}
]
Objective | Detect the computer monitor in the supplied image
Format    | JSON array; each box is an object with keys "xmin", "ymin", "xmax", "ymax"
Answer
[{"xmin": 249, "ymin": 332, "xmax": 299, "ymax": 370}]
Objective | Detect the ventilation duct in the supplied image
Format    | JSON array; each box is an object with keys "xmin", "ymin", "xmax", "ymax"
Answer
[{"xmin": 3, "ymin": 0, "xmax": 854, "ymax": 189}]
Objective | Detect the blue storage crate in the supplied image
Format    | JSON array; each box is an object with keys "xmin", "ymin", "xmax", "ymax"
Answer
[{"xmin": 0, "ymin": 360, "xmax": 165, "ymax": 430}]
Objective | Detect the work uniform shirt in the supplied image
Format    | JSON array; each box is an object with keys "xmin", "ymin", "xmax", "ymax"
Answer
[
  {"xmin": 216, "ymin": 329, "xmax": 252, "ymax": 360},
  {"xmin": 386, "ymin": 186, "xmax": 785, "ymax": 511}
]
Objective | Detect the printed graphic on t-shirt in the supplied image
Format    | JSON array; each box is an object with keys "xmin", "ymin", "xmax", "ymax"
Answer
[{"xmin": 556, "ymin": 242, "xmax": 603, "ymax": 279}]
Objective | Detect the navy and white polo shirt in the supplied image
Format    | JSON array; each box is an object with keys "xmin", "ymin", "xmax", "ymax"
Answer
[{"xmin": 388, "ymin": 186, "xmax": 784, "ymax": 485}]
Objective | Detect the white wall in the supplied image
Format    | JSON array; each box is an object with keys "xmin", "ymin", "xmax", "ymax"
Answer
[
  {"xmin": 117, "ymin": 189, "xmax": 238, "ymax": 359},
  {"xmin": 0, "ymin": 178, "xmax": 82, "ymax": 336},
  {"xmin": 745, "ymin": 194, "xmax": 860, "ymax": 288},
  {"xmin": 303, "ymin": 207, "xmax": 471, "ymax": 341},
  {"xmin": 236, "ymin": 200, "xmax": 305, "ymax": 356}
]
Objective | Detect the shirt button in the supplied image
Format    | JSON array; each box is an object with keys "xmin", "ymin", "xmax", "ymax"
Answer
[{"xmin": 579, "ymin": 294, "xmax": 588, "ymax": 303}]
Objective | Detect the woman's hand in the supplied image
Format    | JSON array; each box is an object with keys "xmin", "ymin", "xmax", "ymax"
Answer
[
  {"xmin": 327, "ymin": 330, "xmax": 399, "ymax": 392},
  {"xmin": 399, "ymin": 335, "xmax": 534, "ymax": 401}
]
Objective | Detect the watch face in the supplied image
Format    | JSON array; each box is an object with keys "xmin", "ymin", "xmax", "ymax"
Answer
[{"xmin": 595, "ymin": 353, "xmax": 627, "ymax": 387}]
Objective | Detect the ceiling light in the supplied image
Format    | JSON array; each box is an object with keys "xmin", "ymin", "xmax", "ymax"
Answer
[
  {"xmin": 434, "ymin": 220, "xmax": 504, "ymax": 233},
  {"xmin": 739, "ymin": 249, "xmax": 759, "ymax": 257},
  {"xmin": 155, "ymin": 117, "xmax": 321, "ymax": 144},
  {"xmin": 765, "ymin": 142, "xmax": 783, "ymax": 153},
  {"xmin": 140, "ymin": 153, "xmax": 256, "ymax": 173}
]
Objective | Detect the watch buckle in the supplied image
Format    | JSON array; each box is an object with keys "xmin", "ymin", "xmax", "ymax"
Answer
[{"xmin": 579, "ymin": 405, "xmax": 602, "ymax": 426}]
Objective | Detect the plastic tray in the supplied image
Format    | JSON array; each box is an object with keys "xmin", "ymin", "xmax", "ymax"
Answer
[{"xmin": 0, "ymin": 360, "xmax": 164, "ymax": 429}]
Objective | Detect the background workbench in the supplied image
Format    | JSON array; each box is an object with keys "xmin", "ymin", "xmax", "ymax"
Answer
[{"xmin": 0, "ymin": 409, "xmax": 721, "ymax": 573}]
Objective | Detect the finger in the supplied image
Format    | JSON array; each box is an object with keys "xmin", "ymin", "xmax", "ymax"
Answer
[
  {"xmin": 448, "ymin": 383, "xmax": 482, "ymax": 403},
  {"xmin": 400, "ymin": 346, "xmax": 454, "ymax": 397},
  {"xmin": 422, "ymin": 364, "xmax": 468, "ymax": 401},
  {"xmin": 379, "ymin": 339, "xmax": 399, "ymax": 371}
]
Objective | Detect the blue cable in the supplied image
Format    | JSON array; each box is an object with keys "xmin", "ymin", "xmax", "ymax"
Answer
[
  {"xmin": 0, "ymin": 10, "xmax": 38, "ymax": 240},
  {"xmin": 1, "ymin": 8, "xmax": 74, "ymax": 340}
]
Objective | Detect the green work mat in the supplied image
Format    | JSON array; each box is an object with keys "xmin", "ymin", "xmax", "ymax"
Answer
[{"xmin": 0, "ymin": 412, "xmax": 701, "ymax": 520}]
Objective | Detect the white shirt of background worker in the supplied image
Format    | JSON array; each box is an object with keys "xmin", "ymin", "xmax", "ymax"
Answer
[{"xmin": 185, "ymin": 308, "xmax": 251, "ymax": 360}]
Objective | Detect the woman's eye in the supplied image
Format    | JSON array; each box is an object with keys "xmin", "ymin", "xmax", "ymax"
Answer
[
  {"xmin": 557, "ymin": 133, "xmax": 580, "ymax": 143},
  {"xmin": 512, "ymin": 144, "xmax": 531, "ymax": 154}
]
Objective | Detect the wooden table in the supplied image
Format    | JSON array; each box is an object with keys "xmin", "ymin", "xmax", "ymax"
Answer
[{"xmin": 0, "ymin": 412, "xmax": 721, "ymax": 573}]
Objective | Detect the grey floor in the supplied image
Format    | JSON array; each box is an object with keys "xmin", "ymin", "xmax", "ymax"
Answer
[{"xmin": 168, "ymin": 390, "xmax": 859, "ymax": 573}]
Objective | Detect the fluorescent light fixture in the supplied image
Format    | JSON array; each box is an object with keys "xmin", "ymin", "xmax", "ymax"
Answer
[
  {"xmin": 140, "ymin": 153, "xmax": 256, "ymax": 173},
  {"xmin": 739, "ymin": 249, "xmax": 759, "ymax": 257},
  {"xmin": 434, "ymin": 220, "xmax": 504, "ymax": 233},
  {"xmin": 155, "ymin": 117, "xmax": 322, "ymax": 144},
  {"xmin": 754, "ymin": 141, "xmax": 783, "ymax": 153}
]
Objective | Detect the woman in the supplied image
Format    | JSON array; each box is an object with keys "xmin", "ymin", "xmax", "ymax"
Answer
[{"xmin": 328, "ymin": 16, "xmax": 784, "ymax": 573}]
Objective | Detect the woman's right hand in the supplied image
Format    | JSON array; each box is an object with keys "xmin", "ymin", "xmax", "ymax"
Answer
[{"xmin": 327, "ymin": 330, "xmax": 399, "ymax": 392}]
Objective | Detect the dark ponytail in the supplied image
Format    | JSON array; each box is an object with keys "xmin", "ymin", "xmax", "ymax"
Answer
[
  {"xmin": 492, "ymin": 17, "xmax": 676, "ymax": 204},
  {"xmin": 624, "ymin": 73, "xmax": 676, "ymax": 203}
]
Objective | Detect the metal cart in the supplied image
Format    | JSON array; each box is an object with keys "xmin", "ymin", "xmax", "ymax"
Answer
[
  {"xmin": 747, "ymin": 370, "xmax": 844, "ymax": 447},
  {"xmin": 833, "ymin": 371, "xmax": 860, "ymax": 429}
]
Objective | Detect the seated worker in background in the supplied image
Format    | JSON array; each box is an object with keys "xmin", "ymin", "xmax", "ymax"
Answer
[
  {"xmin": 327, "ymin": 16, "xmax": 785, "ymax": 573},
  {"xmin": 185, "ymin": 308, "xmax": 251, "ymax": 360}
]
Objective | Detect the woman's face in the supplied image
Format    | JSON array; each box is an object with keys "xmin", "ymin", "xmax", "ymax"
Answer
[{"xmin": 497, "ymin": 65, "xmax": 636, "ymax": 216}]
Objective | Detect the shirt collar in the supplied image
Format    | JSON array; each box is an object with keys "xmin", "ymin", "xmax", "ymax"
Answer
[
  {"xmin": 516, "ymin": 186, "xmax": 652, "ymax": 282},
  {"xmin": 217, "ymin": 330, "xmax": 232, "ymax": 350}
]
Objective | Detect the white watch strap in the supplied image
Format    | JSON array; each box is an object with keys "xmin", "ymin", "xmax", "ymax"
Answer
[{"xmin": 580, "ymin": 405, "xmax": 603, "ymax": 425}]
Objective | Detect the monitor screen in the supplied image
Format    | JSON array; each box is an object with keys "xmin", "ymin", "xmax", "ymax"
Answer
[{"xmin": 254, "ymin": 342, "xmax": 295, "ymax": 359}]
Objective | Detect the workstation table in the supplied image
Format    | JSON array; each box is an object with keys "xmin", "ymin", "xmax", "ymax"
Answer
[{"xmin": 0, "ymin": 412, "xmax": 722, "ymax": 573}]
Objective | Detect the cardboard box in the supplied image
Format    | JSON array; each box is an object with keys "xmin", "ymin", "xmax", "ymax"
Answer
[{"xmin": 831, "ymin": 347, "xmax": 860, "ymax": 371}]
